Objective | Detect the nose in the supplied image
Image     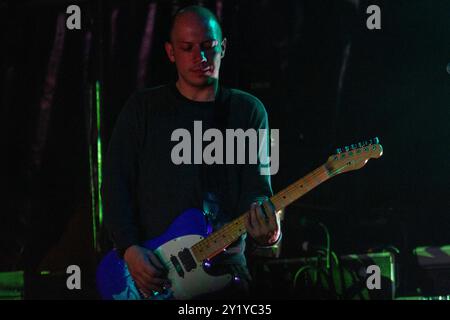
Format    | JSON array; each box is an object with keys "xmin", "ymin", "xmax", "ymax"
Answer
[
  {"xmin": 193, "ymin": 46, "xmax": 207, "ymax": 63},
  {"xmin": 200, "ymin": 51, "xmax": 207, "ymax": 63}
]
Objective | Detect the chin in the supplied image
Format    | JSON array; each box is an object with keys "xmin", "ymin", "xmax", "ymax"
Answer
[{"xmin": 189, "ymin": 78, "xmax": 215, "ymax": 88}]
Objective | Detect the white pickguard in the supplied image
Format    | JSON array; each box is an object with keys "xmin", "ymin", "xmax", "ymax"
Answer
[{"xmin": 154, "ymin": 235, "xmax": 233, "ymax": 300}]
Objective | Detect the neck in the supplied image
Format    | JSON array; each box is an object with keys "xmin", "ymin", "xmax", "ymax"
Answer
[{"xmin": 176, "ymin": 80, "xmax": 218, "ymax": 102}]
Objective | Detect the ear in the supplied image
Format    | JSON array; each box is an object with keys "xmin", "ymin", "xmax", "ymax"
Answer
[
  {"xmin": 165, "ymin": 42, "xmax": 175, "ymax": 63},
  {"xmin": 220, "ymin": 38, "xmax": 227, "ymax": 59}
]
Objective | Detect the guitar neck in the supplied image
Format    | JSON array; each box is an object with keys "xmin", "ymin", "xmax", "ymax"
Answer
[{"xmin": 191, "ymin": 164, "xmax": 333, "ymax": 262}]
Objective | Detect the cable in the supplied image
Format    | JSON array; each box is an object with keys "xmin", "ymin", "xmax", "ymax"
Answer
[
  {"xmin": 293, "ymin": 265, "xmax": 314, "ymax": 289},
  {"xmin": 317, "ymin": 221, "xmax": 331, "ymax": 271},
  {"xmin": 296, "ymin": 217, "xmax": 337, "ymax": 298}
]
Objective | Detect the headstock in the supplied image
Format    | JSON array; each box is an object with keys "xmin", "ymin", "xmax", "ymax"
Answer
[{"xmin": 326, "ymin": 137, "xmax": 383, "ymax": 176}]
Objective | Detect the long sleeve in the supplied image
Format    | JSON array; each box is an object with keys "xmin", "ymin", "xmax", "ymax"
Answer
[
  {"xmin": 237, "ymin": 99, "xmax": 274, "ymax": 213},
  {"xmin": 236, "ymin": 98, "xmax": 284, "ymax": 257},
  {"xmin": 102, "ymin": 93, "xmax": 142, "ymax": 256}
]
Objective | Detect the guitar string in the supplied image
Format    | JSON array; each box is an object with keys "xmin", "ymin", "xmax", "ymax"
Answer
[
  {"xmin": 199, "ymin": 144, "xmax": 382, "ymax": 254},
  {"xmin": 189, "ymin": 148, "xmax": 378, "ymax": 262},
  {"xmin": 132, "ymin": 151, "xmax": 376, "ymax": 278},
  {"xmin": 207, "ymin": 149, "xmax": 377, "ymax": 247},
  {"xmin": 192, "ymin": 166, "xmax": 332, "ymax": 259},
  {"xmin": 192, "ymin": 159, "xmax": 356, "ymax": 260},
  {"xmin": 196, "ymin": 167, "xmax": 328, "ymax": 248}
]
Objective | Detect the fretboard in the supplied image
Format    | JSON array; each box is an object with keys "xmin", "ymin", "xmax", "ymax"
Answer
[{"xmin": 191, "ymin": 164, "xmax": 333, "ymax": 262}]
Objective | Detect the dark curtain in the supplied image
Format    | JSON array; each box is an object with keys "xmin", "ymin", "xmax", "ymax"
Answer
[{"xmin": 1, "ymin": 0, "xmax": 449, "ymax": 298}]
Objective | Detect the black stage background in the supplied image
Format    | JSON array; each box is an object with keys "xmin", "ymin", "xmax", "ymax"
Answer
[{"xmin": 1, "ymin": 0, "xmax": 449, "ymax": 299}]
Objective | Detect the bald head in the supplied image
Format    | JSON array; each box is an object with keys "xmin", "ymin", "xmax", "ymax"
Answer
[
  {"xmin": 164, "ymin": 5, "xmax": 227, "ymax": 96},
  {"xmin": 169, "ymin": 6, "xmax": 223, "ymax": 43}
]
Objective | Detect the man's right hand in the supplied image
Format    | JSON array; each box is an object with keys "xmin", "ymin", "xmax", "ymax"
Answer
[{"xmin": 123, "ymin": 245, "xmax": 171, "ymax": 297}]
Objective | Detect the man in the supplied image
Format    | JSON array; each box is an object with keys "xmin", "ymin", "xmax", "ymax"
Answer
[{"xmin": 102, "ymin": 5, "xmax": 281, "ymax": 299}]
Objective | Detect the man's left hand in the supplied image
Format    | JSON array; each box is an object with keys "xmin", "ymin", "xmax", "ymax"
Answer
[{"xmin": 245, "ymin": 201, "xmax": 280, "ymax": 246}]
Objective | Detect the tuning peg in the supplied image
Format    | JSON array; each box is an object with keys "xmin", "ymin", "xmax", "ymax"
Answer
[
  {"xmin": 350, "ymin": 144, "xmax": 357, "ymax": 150},
  {"xmin": 373, "ymin": 137, "xmax": 380, "ymax": 144},
  {"xmin": 357, "ymin": 142, "xmax": 363, "ymax": 148},
  {"xmin": 336, "ymin": 148, "xmax": 343, "ymax": 154},
  {"xmin": 344, "ymin": 146, "xmax": 350, "ymax": 152}
]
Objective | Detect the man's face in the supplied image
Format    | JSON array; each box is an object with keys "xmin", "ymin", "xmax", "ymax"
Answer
[{"xmin": 165, "ymin": 13, "xmax": 225, "ymax": 88}]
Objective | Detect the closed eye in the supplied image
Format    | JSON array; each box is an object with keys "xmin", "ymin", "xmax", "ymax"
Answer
[{"xmin": 179, "ymin": 45, "xmax": 193, "ymax": 52}]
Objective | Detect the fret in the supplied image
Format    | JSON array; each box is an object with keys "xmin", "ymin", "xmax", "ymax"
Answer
[
  {"xmin": 192, "ymin": 165, "xmax": 333, "ymax": 262},
  {"xmin": 192, "ymin": 143, "xmax": 383, "ymax": 263}
]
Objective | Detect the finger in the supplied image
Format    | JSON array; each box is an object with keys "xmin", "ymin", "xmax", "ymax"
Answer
[
  {"xmin": 139, "ymin": 289, "xmax": 151, "ymax": 299},
  {"xmin": 137, "ymin": 270, "xmax": 156, "ymax": 286},
  {"xmin": 255, "ymin": 204, "xmax": 267, "ymax": 227},
  {"xmin": 135, "ymin": 278, "xmax": 152, "ymax": 296},
  {"xmin": 139, "ymin": 266, "xmax": 169, "ymax": 285},
  {"xmin": 250, "ymin": 216, "xmax": 267, "ymax": 241},
  {"xmin": 148, "ymin": 279, "xmax": 173, "ymax": 293},
  {"xmin": 262, "ymin": 202, "xmax": 274, "ymax": 221},
  {"xmin": 253, "ymin": 203, "xmax": 264, "ymax": 228},
  {"xmin": 248, "ymin": 203, "xmax": 258, "ymax": 230},
  {"xmin": 136, "ymin": 272, "xmax": 169, "ymax": 292},
  {"xmin": 131, "ymin": 269, "xmax": 157, "ymax": 292},
  {"xmin": 140, "ymin": 260, "xmax": 163, "ymax": 278},
  {"xmin": 147, "ymin": 251, "xmax": 165, "ymax": 271},
  {"xmin": 263, "ymin": 201, "xmax": 276, "ymax": 224},
  {"xmin": 244, "ymin": 212, "xmax": 252, "ymax": 231}
]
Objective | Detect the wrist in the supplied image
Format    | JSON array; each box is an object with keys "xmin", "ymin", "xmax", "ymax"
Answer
[{"xmin": 253, "ymin": 232, "xmax": 282, "ymax": 248}]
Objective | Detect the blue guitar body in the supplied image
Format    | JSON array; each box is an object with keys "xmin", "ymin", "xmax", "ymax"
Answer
[{"xmin": 96, "ymin": 208, "xmax": 233, "ymax": 300}]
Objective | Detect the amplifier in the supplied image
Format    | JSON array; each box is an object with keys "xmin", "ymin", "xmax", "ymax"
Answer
[
  {"xmin": 396, "ymin": 295, "xmax": 450, "ymax": 300},
  {"xmin": 0, "ymin": 271, "xmax": 24, "ymax": 300},
  {"xmin": 415, "ymin": 245, "xmax": 450, "ymax": 296},
  {"xmin": 249, "ymin": 251, "xmax": 397, "ymax": 300}
]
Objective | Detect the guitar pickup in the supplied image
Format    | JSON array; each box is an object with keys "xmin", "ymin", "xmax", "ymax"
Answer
[
  {"xmin": 170, "ymin": 255, "xmax": 185, "ymax": 278},
  {"xmin": 178, "ymin": 248, "xmax": 197, "ymax": 272}
]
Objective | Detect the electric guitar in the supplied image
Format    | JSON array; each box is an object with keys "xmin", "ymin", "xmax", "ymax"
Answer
[{"xmin": 96, "ymin": 138, "xmax": 383, "ymax": 300}]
